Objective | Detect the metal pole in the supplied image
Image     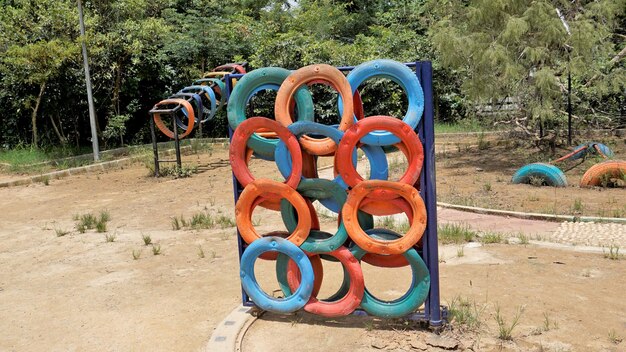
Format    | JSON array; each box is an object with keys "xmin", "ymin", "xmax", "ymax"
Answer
[
  {"xmin": 77, "ymin": 0, "xmax": 100, "ymax": 161},
  {"xmin": 149, "ymin": 115, "xmax": 160, "ymax": 177}
]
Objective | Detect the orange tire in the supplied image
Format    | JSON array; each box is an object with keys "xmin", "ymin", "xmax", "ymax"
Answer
[
  {"xmin": 236, "ymin": 179, "xmax": 311, "ymax": 246},
  {"xmin": 275, "ymin": 64, "xmax": 354, "ymax": 156},
  {"xmin": 343, "ymin": 180, "xmax": 427, "ymax": 255},
  {"xmin": 152, "ymin": 99, "xmax": 195, "ymax": 139},
  {"xmin": 335, "ymin": 116, "xmax": 423, "ymax": 201},
  {"xmin": 580, "ymin": 160, "xmax": 626, "ymax": 187},
  {"xmin": 214, "ymin": 63, "xmax": 246, "ymax": 74},
  {"xmin": 230, "ymin": 117, "xmax": 302, "ymax": 189}
]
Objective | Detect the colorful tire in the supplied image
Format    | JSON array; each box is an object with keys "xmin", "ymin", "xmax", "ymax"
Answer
[
  {"xmin": 340, "ymin": 59, "xmax": 424, "ymax": 146},
  {"xmin": 178, "ymin": 85, "xmax": 217, "ymax": 123},
  {"xmin": 193, "ymin": 78, "xmax": 226, "ymax": 104},
  {"xmin": 230, "ymin": 117, "xmax": 302, "ymax": 189},
  {"xmin": 336, "ymin": 116, "xmax": 423, "ymax": 199},
  {"xmin": 236, "ymin": 179, "xmax": 311, "ymax": 246},
  {"xmin": 285, "ymin": 246, "xmax": 364, "ymax": 317},
  {"xmin": 343, "ymin": 180, "xmax": 426, "ymax": 255},
  {"xmin": 511, "ymin": 163, "xmax": 567, "ymax": 187},
  {"xmin": 204, "ymin": 71, "xmax": 231, "ymax": 78},
  {"xmin": 240, "ymin": 237, "xmax": 314, "ymax": 313},
  {"xmin": 152, "ymin": 98, "xmax": 196, "ymax": 139},
  {"xmin": 274, "ymin": 122, "xmax": 388, "ymax": 210},
  {"xmin": 228, "ymin": 67, "xmax": 314, "ymax": 159},
  {"xmin": 570, "ymin": 142, "xmax": 614, "ymax": 160},
  {"xmin": 276, "ymin": 252, "xmax": 324, "ymax": 298},
  {"xmin": 279, "ymin": 179, "xmax": 348, "ymax": 253},
  {"xmin": 169, "ymin": 93, "xmax": 203, "ymax": 129},
  {"xmin": 351, "ymin": 239, "xmax": 430, "ymax": 318},
  {"xmin": 580, "ymin": 160, "xmax": 626, "ymax": 187},
  {"xmin": 360, "ymin": 229, "xmax": 410, "ymax": 268},
  {"xmin": 275, "ymin": 64, "xmax": 354, "ymax": 155},
  {"xmin": 214, "ymin": 63, "xmax": 247, "ymax": 74}
]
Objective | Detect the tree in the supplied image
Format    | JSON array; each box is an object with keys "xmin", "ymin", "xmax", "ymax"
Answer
[
  {"xmin": 432, "ymin": 0, "xmax": 625, "ymax": 142},
  {"xmin": 0, "ymin": 0, "xmax": 79, "ymax": 146}
]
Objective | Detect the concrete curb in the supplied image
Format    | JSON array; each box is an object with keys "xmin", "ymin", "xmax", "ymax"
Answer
[
  {"xmin": 203, "ymin": 305, "xmax": 258, "ymax": 352},
  {"xmin": 437, "ymin": 202, "xmax": 626, "ymax": 224},
  {"xmin": 0, "ymin": 146, "xmax": 191, "ymax": 188}
]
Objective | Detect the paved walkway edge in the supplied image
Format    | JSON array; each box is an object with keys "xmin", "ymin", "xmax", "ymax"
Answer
[
  {"xmin": 203, "ymin": 304, "xmax": 257, "ymax": 352},
  {"xmin": 437, "ymin": 202, "xmax": 626, "ymax": 224}
]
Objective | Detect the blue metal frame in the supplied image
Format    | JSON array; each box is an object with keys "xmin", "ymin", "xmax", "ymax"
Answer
[{"xmin": 226, "ymin": 61, "xmax": 445, "ymax": 327}]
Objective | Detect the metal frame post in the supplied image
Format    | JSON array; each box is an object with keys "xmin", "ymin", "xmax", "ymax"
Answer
[{"xmin": 149, "ymin": 115, "xmax": 160, "ymax": 177}]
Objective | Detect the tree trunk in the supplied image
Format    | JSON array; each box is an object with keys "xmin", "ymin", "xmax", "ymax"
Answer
[
  {"xmin": 49, "ymin": 113, "xmax": 67, "ymax": 146},
  {"xmin": 31, "ymin": 82, "xmax": 46, "ymax": 147},
  {"xmin": 113, "ymin": 60, "xmax": 123, "ymax": 116}
]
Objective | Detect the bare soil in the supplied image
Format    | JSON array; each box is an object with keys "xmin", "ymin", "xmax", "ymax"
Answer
[
  {"xmin": 433, "ymin": 135, "xmax": 626, "ymax": 218},
  {"xmin": 0, "ymin": 143, "xmax": 624, "ymax": 351}
]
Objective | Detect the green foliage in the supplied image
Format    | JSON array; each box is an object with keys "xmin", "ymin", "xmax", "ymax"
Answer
[
  {"xmin": 0, "ymin": 0, "xmax": 623, "ymax": 150},
  {"xmin": 432, "ymin": 0, "xmax": 625, "ymax": 135}
]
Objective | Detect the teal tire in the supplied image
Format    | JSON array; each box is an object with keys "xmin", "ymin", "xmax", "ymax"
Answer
[
  {"xmin": 227, "ymin": 67, "xmax": 315, "ymax": 159},
  {"xmin": 511, "ymin": 163, "xmax": 568, "ymax": 187}
]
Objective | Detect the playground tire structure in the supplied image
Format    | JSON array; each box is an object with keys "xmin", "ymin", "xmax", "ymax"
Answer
[
  {"xmin": 227, "ymin": 60, "xmax": 441, "ymax": 323},
  {"xmin": 580, "ymin": 160, "xmax": 626, "ymax": 187},
  {"xmin": 511, "ymin": 163, "xmax": 568, "ymax": 187},
  {"xmin": 570, "ymin": 142, "xmax": 614, "ymax": 160}
]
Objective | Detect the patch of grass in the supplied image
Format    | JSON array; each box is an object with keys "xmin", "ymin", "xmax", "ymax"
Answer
[
  {"xmin": 55, "ymin": 228, "xmax": 70, "ymax": 237},
  {"xmin": 95, "ymin": 220, "xmax": 108, "ymax": 233},
  {"xmin": 448, "ymin": 296, "xmax": 483, "ymax": 331},
  {"xmin": 42, "ymin": 176, "xmax": 50, "ymax": 186},
  {"xmin": 104, "ymin": 233, "xmax": 116, "ymax": 242},
  {"xmin": 572, "ymin": 198, "xmax": 584, "ymax": 213},
  {"xmin": 132, "ymin": 250, "xmax": 141, "ymax": 260},
  {"xmin": 171, "ymin": 216, "xmax": 183, "ymax": 230},
  {"xmin": 542, "ymin": 312, "xmax": 558, "ymax": 331},
  {"xmin": 197, "ymin": 245, "xmax": 205, "ymax": 258},
  {"xmin": 375, "ymin": 216, "xmax": 410, "ymax": 233},
  {"xmin": 494, "ymin": 304, "xmax": 525, "ymax": 341},
  {"xmin": 518, "ymin": 234, "xmax": 530, "ymax": 245},
  {"xmin": 480, "ymin": 232, "xmax": 504, "ymax": 244},
  {"xmin": 477, "ymin": 132, "xmax": 490, "ymax": 150},
  {"xmin": 482, "ymin": 182, "xmax": 492, "ymax": 192},
  {"xmin": 190, "ymin": 212, "xmax": 214, "ymax": 229},
  {"xmin": 438, "ymin": 223, "xmax": 476, "ymax": 244},
  {"xmin": 158, "ymin": 165, "xmax": 198, "ymax": 179},
  {"xmin": 215, "ymin": 215, "xmax": 236, "ymax": 229},
  {"xmin": 142, "ymin": 234, "xmax": 152, "ymax": 246},
  {"xmin": 527, "ymin": 195, "xmax": 540, "ymax": 202},
  {"xmin": 152, "ymin": 244, "xmax": 162, "ymax": 255},
  {"xmin": 529, "ymin": 175, "xmax": 546, "ymax": 187},
  {"xmin": 603, "ymin": 244, "xmax": 621, "ymax": 260},
  {"xmin": 608, "ymin": 329, "xmax": 623, "ymax": 344},
  {"xmin": 456, "ymin": 247, "xmax": 465, "ymax": 258},
  {"xmin": 75, "ymin": 213, "xmax": 97, "ymax": 231}
]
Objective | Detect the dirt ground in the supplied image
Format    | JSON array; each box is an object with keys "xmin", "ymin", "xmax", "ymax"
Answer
[
  {"xmin": 433, "ymin": 134, "xmax": 626, "ymax": 218},
  {"xmin": 0, "ymin": 143, "xmax": 625, "ymax": 351}
]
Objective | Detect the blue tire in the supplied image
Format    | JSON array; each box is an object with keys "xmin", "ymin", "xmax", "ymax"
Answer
[
  {"xmin": 240, "ymin": 237, "xmax": 314, "ymax": 313},
  {"xmin": 511, "ymin": 163, "xmax": 568, "ymax": 187},
  {"xmin": 338, "ymin": 59, "xmax": 424, "ymax": 146},
  {"xmin": 570, "ymin": 142, "xmax": 614, "ymax": 160},
  {"xmin": 178, "ymin": 85, "xmax": 217, "ymax": 123}
]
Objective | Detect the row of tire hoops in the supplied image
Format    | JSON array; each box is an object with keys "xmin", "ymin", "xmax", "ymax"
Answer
[
  {"xmin": 512, "ymin": 143, "xmax": 626, "ymax": 188},
  {"xmin": 150, "ymin": 63, "xmax": 247, "ymax": 139},
  {"xmin": 150, "ymin": 59, "xmax": 434, "ymax": 318}
]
